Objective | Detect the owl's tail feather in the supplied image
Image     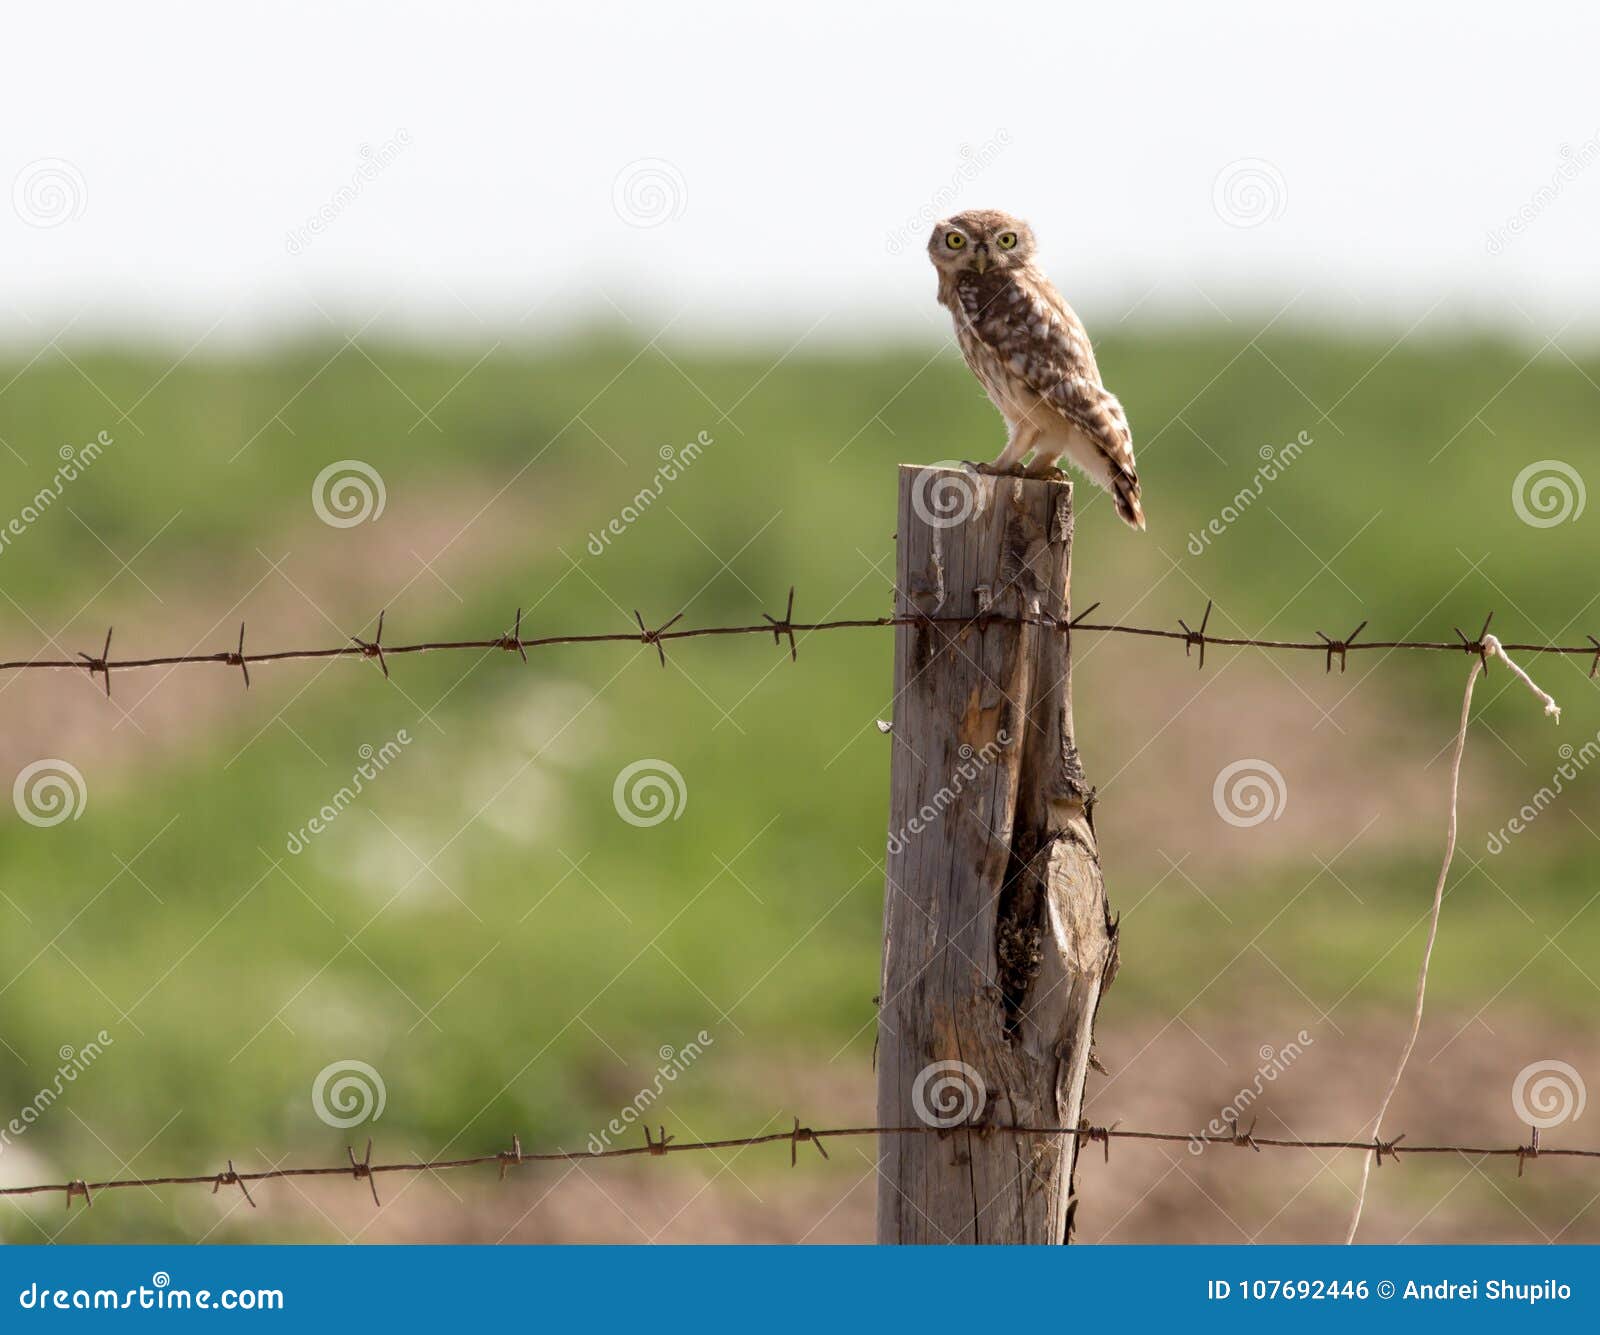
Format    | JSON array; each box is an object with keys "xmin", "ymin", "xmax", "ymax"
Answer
[{"xmin": 1113, "ymin": 473, "xmax": 1146, "ymax": 531}]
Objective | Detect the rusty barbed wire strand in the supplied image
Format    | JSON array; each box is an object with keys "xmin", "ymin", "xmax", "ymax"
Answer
[
  {"xmin": 3, "ymin": 597, "xmax": 1600, "ymax": 686},
  {"xmin": 6, "ymin": 1120, "xmax": 1595, "ymax": 1212}
]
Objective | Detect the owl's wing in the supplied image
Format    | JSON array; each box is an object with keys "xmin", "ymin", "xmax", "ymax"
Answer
[{"xmin": 955, "ymin": 274, "xmax": 1136, "ymax": 486}]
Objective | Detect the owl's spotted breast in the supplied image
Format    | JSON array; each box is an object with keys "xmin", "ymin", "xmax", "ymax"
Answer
[{"xmin": 950, "ymin": 268, "xmax": 1096, "ymax": 391}]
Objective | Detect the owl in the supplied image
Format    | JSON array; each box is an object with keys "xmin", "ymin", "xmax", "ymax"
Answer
[{"xmin": 928, "ymin": 209, "xmax": 1145, "ymax": 529}]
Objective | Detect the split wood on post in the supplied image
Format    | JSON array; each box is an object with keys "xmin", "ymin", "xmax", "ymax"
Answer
[{"xmin": 876, "ymin": 465, "xmax": 1117, "ymax": 1245}]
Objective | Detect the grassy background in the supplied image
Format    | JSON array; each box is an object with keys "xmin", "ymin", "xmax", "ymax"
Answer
[{"xmin": 0, "ymin": 328, "xmax": 1596, "ymax": 1242}]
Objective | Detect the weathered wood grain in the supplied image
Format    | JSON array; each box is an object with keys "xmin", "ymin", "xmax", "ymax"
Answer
[{"xmin": 876, "ymin": 464, "xmax": 1117, "ymax": 1245}]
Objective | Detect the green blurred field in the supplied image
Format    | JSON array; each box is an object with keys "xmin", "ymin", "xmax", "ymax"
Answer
[{"xmin": 0, "ymin": 328, "xmax": 1596, "ymax": 1242}]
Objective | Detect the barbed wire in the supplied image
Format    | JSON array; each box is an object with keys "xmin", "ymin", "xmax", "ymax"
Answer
[
  {"xmin": 6, "ymin": 1118, "xmax": 1588, "ymax": 1212},
  {"xmin": 5, "ymin": 593, "xmax": 1592, "ymax": 1227},
  {"xmin": 6, "ymin": 597, "xmax": 1599, "ymax": 698}
]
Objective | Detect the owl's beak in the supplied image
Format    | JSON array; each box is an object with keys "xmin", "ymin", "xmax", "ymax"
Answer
[{"xmin": 973, "ymin": 246, "xmax": 990, "ymax": 275}]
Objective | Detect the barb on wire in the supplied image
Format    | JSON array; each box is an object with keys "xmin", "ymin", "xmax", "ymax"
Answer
[
  {"xmin": 1518, "ymin": 1127, "xmax": 1541, "ymax": 1178},
  {"xmin": 497, "ymin": 1134, "xmax": 524, "ymax": 1181},
  {"xmin": 9, "ymin": 1119, "xmax": 1600, "ymax": 1213},
  {"xmin": 789, "ymin": 1116, "xmax": 828, "ymax": 1167},
  {"xmin": 1317, "ymin": 620, "xmax": 1367, "ymax": 674},
  {"xmin": 4, "ymin": 595, "xmax": 1600, "ymax": 689},
  {"xmin": 348, "ymin": 1138, "xmax": 381, "ymax": 1206},
  {"xmin": 763, "ymin": 587, "xmax": 798, "ymax": 662},
  {"xmin": 1372, "ymin": 1133, "xmax": 1406, "ymax": 1167},
  {"xmin": 634, "ymin": 610, "xmax": 684, "ymax": 669},
  {"xmin": 77, "ymin": 626, "xmax": 114, "ymax": 698},
  {"xmin": 1177, "ymin": 599, "xmax": 1213, "ymax": 670},
  {"xmin": 227, "ymin": 623, "xmax": 250, "ymax": 689},
  {"xmin": 351, "ymin": 610, "xmax": 389, "ymax": 679},
  {"xmin": 213, "ymin": 1159, "xmax": 255, "ymax": 1208},
  {"xmin": 500, "ymin": 608, "xmax": 528, "ymax": 663},
  {"xmin": 1223, "ymin": 1113, "xmax": 1260, "ymax": 1153},
  {"xmin": 1454, "ymin": 611, "xmax": 1496, "ymax": 675}
]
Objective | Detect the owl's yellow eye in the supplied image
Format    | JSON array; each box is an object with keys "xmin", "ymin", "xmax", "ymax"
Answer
[
  {"xmin": 996, "ymin": 232, "xmax": 1018, "ymax": 250},
  {"xmin": 945, "ymin": 232, "xmax": 966, "ymax": 250}
]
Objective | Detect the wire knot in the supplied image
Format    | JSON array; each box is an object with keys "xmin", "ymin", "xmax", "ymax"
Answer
[
  {"xmin": 347, "ymin": 1139, "xmax": 381, "ymax": 1205},
  {"xmin": 1453, "ymin": 612, "xmax": 1495, "ymax": 675},
  {"xmin": 788, "ymin": 1116, "xmax": 829, "ymax": 1166},
  {"xmin": 762, "ymin": 587, "xmax": 798, "ymax": 661},
  {"xmin": 642, "ymin": 1125, "xmax": 673, "ymax": 1156},
  {"xmin": 1080, "ymin": 1120, "xmax": 1114, "ymax": 1163},
  {"xmin": 1177, "ymin": 600, "xmax": 1213, "ymax": 670},
  {"xmin": 498, "ymin": 608, "xmax": 528, "ymax": 662},
  {"xmin": 77, "ymin": 627, "xmax": 114, "ymax": 698},
  {"xmin": 633, "ymin": 610, "xmax": 684, "ymax": 669},
  {"xmin": 1316, "ymin": 619, "xmax": 1367, "ymax": 674},
  {"xmin": 64, "ymin": 1178, "xmax": 93, "ymax": 1211},
  {"xmin": 212, "ymin": 1158, "xmax": 256, "ymax": 1207},
  {"xmin": 1516, "ymin": 1126, "xmax": 1541, "ymax": 1177},
  {"xmin": 1221, "ymin": 1114, "xmax": 1261, "ymax": 1152},
  {"xmin": 1372, "ymin": 1132, "xmax": 1406, "ymax": 1166},
  {"xmin": 350, "ymin": 610, "xmax": 389, "ymax": 678},
  {"xmin": 497, "ymin": 1134, "xmax": 524, "ymax": 1180},
  {"xmin": 224, "ymin": 622, "xmax": 251, "ymax": 688}
]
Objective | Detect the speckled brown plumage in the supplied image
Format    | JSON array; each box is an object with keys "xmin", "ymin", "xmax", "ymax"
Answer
[{"xmin": 927, "ymin": 209, "xmax": 1145, "ymax": 530}]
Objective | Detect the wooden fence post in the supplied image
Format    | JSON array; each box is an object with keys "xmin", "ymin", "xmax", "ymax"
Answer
[{"xmin": 876, "ymin": 464, "xmax": 1118, "ymax": 1245}]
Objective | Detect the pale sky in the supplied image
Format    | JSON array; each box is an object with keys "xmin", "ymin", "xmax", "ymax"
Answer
[{"xmin": 5, "ymin": 0, "xmax": 1599, "ymax": 347}]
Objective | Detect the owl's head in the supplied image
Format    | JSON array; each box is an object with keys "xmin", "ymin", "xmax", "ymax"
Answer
[{"xmin": 927, "ymin": 210, "xmax": 1036, "ymax": 277}]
